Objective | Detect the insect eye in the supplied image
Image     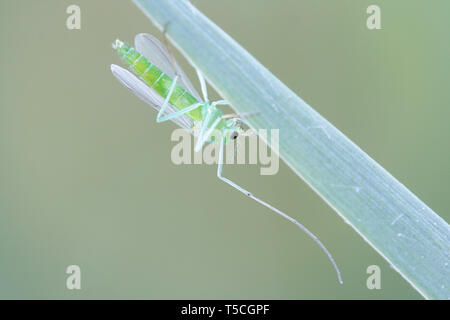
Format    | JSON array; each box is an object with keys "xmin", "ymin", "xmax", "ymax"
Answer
[{"xmin": 231, "ymin": 131, "xmax": 238, "ymax": 140}]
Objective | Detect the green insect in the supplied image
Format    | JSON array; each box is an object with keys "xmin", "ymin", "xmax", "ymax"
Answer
[{"xmin": 111, "ymin": 33, "xmax": 342, "ymax": 284}]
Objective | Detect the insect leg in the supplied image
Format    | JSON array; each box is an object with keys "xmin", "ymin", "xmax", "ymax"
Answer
[
  {"xmin": 156, "ymin": 75, "xmax": 179, "ymax": 123},
  {"xmin": 157, "ymin": 102, "xmax": 204, "ymax": 123},
  {"xmin": 209, "ymin": 101, "xmax": 260, "ymax": 122},
  {"xmin": 216, "ymin": 133, "xmax": 343, "ymax": 284},
  {"xmin": 196, "ymin": 69, "xmax": 209, "ymax": 102},
  {"xmin": 209, "ymin": 100, "xmax": 260, "ymax": 120},
  {"xmin": 194, "ymin": 115, "xmax": 222, "ymax": 152},
  {"xmin": 220, "ymin": 111, "xmax": 259, "ymax": 119},
  {"xmin": 210, "ymin": 100, "xmax": 230, "ymax": 107},
  {"xmin": 161, "ymin": 22, "xmax": 179, "ymax": 77}
]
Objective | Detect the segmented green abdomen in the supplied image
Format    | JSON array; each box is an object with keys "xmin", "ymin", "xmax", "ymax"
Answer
[{"xmin": 115, "ymin": 40, "xmax": 202, "ymax": 122}]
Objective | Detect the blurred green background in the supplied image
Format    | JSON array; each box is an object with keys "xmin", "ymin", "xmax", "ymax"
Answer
[{"xmin": 0, "ymin": 0, "xmax": 448, "ymax": 299}]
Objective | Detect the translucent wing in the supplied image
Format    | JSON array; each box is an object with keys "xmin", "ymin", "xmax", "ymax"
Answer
[
  {"xmin": 111, "ymin": 64, "xmax": 193, "ymax": 130},
  {"xmin": 134, "ymin": 33, "xmax": 202, "ymax": 101}
]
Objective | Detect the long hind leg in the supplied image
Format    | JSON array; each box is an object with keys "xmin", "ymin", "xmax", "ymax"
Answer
[{"xmin": 216, "ymin": 133, "xmax": 343, "ymax": 284}]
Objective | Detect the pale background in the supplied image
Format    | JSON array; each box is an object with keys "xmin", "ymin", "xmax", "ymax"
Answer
[{"xmin": 0, "ymin": 0, "xmax": 449, "ymax": 299}]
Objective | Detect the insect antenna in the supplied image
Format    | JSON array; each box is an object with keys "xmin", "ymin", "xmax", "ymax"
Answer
[{"xmin": 217, "ymin": 132, "xmax": 343, "ymax": 284}]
